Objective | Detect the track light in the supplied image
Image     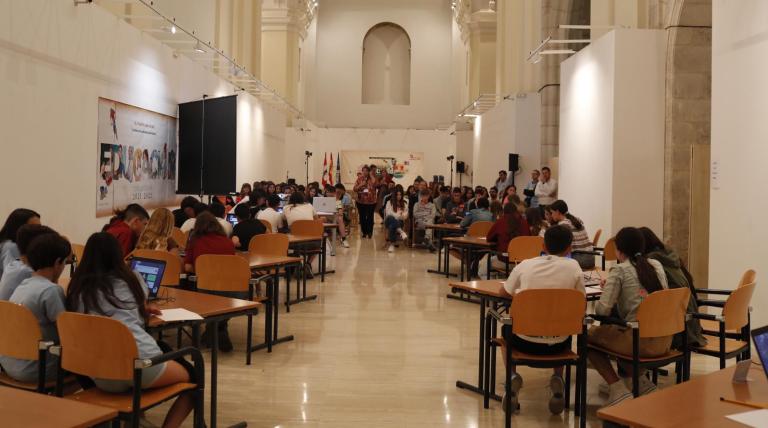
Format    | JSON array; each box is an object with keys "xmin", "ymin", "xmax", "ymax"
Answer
[{"xmin": 193, "ymin": 40, "xmax": 206, "ymax": 53}]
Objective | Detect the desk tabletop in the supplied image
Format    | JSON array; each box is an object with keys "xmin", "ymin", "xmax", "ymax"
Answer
[
  {"xmin": 426, "ymin": 223, "xmax": 463, "ymax": 232},
  {"xmin": 149, "ymin": 287, "xmax": 261, "ymax": 327},
  {"xmin": 287, "ymin": 234, "xmax": 322, "ymax": 244},
  {"xmin": 448, "ymin": 280, "xmax": 511, "ymax": 299},
  {"xmin": 443, "ymin": 236, "xmax": 492, "ymax": 247},
  {"xmin": 239, "ymin": 253, "xmax": 303, "ymax": 269},
  {"xmin": 598, "ymin": 365, "xmax": 768, "ymax": 428},
  {"xmin": 0, "ymin": 386, "xmax": 117, "ymax": 428}
]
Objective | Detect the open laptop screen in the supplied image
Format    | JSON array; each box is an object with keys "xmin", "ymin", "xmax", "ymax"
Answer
[
  {"xmin": 752, "ymin": 325, "xmax": 768, "ymax": 380},
  {"xmin": 130, "ymin": 257, "xmax": 166, "ymax": 300}
]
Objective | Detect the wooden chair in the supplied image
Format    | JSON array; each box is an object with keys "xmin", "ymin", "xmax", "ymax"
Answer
[
  {"xmin": 601, "ymin": 237, "xmax": 617, "ymax": 270},
  {"xmin": 0, "ymin": 301, "xmax": 61, "ymax": 393},
  {"xmin": 489, "ymin": 289, "xmax": 588, "ymax": 428},
  {"xmin": 54, "ymin": 312, "xmax": 204, "ymax": 428},
  {"xmin": 131, "ymin": 249, "xmax": 183, "ymax": 287},
  {"xmin": 695, "ymin": 269, "xmax": 756, "ymax": 310},
  {"xmin": 259, "ymin": 219, "xmax": 273, "ymax": 233},
  {"xmin": 502, "ymin": 236, "xmax": 545, "ymax": 275},
  {"xmin": 171, "ymin": 227, "xmax": 187, "ymax": 250},
  {"xmin": 467, "ymin": 221, "xmax": 493, "ymax": 238},
  {"xmin": 289, "ymin": 219, "xmax": 324, "ymax": 278},
  {"xmin": 70, "ymin": 243, "xmax": 85, "ymax": 275},
  {"xmin": 691, "ymin": 282, "xmax": 756, "ymax": 369},
  {"xmin": 248, "ymin": 233, "xmax": 289, "ymax": 256},
  {"xmin": 589, "ymin": 288, "xmax": 691, "ymax": 397},
  {"xmin": 591, "ymin": 228, "xmax": 602, "ymax": 247},
  {"xmin": 195, "ymin": 254, "xmax": 261, "ymax": 365}
]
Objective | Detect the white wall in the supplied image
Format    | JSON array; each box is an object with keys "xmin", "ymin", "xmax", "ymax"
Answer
[
  {"xmin": 710, "ymin": 0, "xmax": 768, "ymax": 326},
  {"xmin": 471, "ymin": 94, "xmax": 541, "ymax": 189},
  {"xmin": 0, "ymin": 0, "xmax": 286, "ymax": 244},
  {"xmin": 559, "ymin": 29, "xmax": 665, "ymax": 240},
  {"xmin": 313, "ymin": 0, "xmax": 454, "ymax": 129}
]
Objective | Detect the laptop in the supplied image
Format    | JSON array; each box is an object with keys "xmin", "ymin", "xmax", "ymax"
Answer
[
  {"xmin": 751, "ymin": 325, "xmax": 768, "ymax": 380},
  {"xmin": 226, "ymin": 213, "xmax": 238, "ymax": 226},
  {"xmin": 130, "ymin": 257, "xmax": 166, "ymax": 300},
  {"xmin": 313, "ymin": 196, "xmax": 336, "ymax": 215}
]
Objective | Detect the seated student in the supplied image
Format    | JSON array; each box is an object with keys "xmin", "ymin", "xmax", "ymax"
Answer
[
  {"xmin": 0, "ymin": 208, "xmax": 41, "ymax": 279},
  {"xmin": 237, "ymin": 182, "xmax": 252, "ymax": 204},
  {"xmin": 502, "ymin": 225, "xmax": 585, "ymax": 414},
  {"xmin": 257, "ymin": 194, "xmax": 286, "ymax": 233},
  {"xmin": 467, "ymin": 187, "xmax": 487, "ymax": 211},
  {"xmin": 487, "ymin": 203, "xmax": 531, "ymax": 263},
  {"xmin": 210, "ymin": 202, "xmax": 233, "ymax": 237},
  {"xmin": 460, "ymin": 197, "xmax": 493, "ymax": 228},
  {"xmin": 231, "ymin": 204, "xmax": 266, "ymax": 251},
  {"xmin": 0, "ymin": 225, "xmax": 58, "ymax": 300},
  {"xmin": 548, "ymin": 200, "xmax": 595, "ymax": 269},
  {"xmin": 248, "ymin": 190, "xmax": 267, "ymax": 218},
  {"xmin": 183, "ymin": 212, "xmax": 236, "ymax": 274},
  {"xmin": 384, "ymin": 188, "xmax": 409, "ymax": 253},
  {"xmin": 588, "ymin": 227, "xmax": 669, "ymax": 407},
  {"xmin": 179, "ymin": 202, "xmax": 208, "ymax": 233},
  {"xmin": 135, "ymin": 208, "xmax": 179, "ymax": 254},
  {"xmin": 489, "ymin": 187, "xmax": 503, "ymax": 220},
  {"xmin": 433, "ymin": 186, "xmax": 451, "ymax": 214},
  {"xmin": 412, "ymin": 189, "xmax": 438, "ymax": 252},
  {"xmin": 103, "ymin": 203, "xmax": 149, "ymax": 257},
  {"xmin": 333, "ymin": 184, "xmax": 351, "ymax": 248},
  {"xmin": 65, "ymin": 233, "xmax": 194, "ymax": 428},
  {"xmin": 172, "ymin": 196, "xmax": 198, "ymax": 229},
  {"xmin": 283, "ymin": 192, "xmax": 317, "ymax": 228},
  {"xmin": 443, "ymin": 188, "xmax": 466, "ymax": 224},
  {"xmin": 525, "ymin": 207, "xmax": 548, "ymax": 237},
  {"xmin": 0, "ymin": 233, "xmax": 70, "ymax": 384}
]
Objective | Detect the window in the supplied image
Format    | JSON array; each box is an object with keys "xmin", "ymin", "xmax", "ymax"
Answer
[{"xmin": 362, "ymin": 23, "xmax": 411, "ymax": 105}]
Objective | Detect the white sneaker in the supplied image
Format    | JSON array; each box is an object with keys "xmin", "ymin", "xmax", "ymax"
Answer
[
  {"xmin": 549, "ymin": 374, "xmax": 566, "ymax": 415},
  {"xmin": 502, "ymin": 373, "xmax": 523, "ymax": 412},
  {"xmin": 605, "ymin": 382, "xmax": 632, "ymax": 407},
  {"xmin": 388, "ymin": 244, "xmax": 395, "ymax": 253},
  {"xmin": 398, "ymin": 229, "xmax": 408, "ymax": 241},
  {"xmin": 341, "ymin": 239, "xmax": 350, "ymax": 248},
  {"xmin": 622, "ymin": 375, "xmax": 657, "ymax": 396}
]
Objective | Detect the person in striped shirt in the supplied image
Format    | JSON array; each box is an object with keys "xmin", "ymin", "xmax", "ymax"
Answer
[{"xmin": 548, "ymin": 200, "xmax": 595, "ymax": 269}]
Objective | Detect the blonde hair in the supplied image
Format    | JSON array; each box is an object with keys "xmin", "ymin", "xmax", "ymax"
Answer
[{"xmin": 136, "ymin": 208, "xmax": 174, "ymax": 251}]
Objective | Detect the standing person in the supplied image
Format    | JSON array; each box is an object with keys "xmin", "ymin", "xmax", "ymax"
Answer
[
  {"xmin": 0, "ymin": 225, "xmax": 58, "ymax": 301},
  {"xmin": 66, "ymin": 233, "xmax": 195, "ymax": 428},
  {"xmin": 257, "ymin": 194, "xmax": 286, "ymax": 233},
  {"xmin": 103, "ymin": 203, "xmax": 149, "ymax": 257},
  {"xmin": 231, "ymin": 204, "xmax": 266, "ymax": 251},
  {"xmin": 535, "ymin": 166, "xmax": 558, "ymax": 207},
  {"xmin": 173, "ymin": 196, "xmax": 198, "ymax": 228},
  {"xmin": 588, "ymin": 227, "xmax": 670, "ymax": 407},
  {"xmin": 353, "ymin": 165, "xmax": 378, "ymax": 238},
  {"xmin": 136, "ymin": 208, "xmax": 179, "ymax": 254},
  {"xmin": 548, "ymin": 200, "xmax": 594, "ymax": 269},
  {"xmin": 412, "ymin": 189, "xmax": 437, "ymax": 251},
  {"xmin": 495, "ymin": 170, "xmax": 509, "ymax": 195},
  {"xmin": 523, "ymin": 170, "xmax": 540, "ymax": 207},
  {"xmin": 501, "ymin": 225, "xmax": 585, "ymax": 415},
  {"xmin": 384, "ymin": 189, "xmax": 408, "ymax": 252},
  {"xmin": 0, "ymin": 208, "xmax": 41, "ymax": 279}
]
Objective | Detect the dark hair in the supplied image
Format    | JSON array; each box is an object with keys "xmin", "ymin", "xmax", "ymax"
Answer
[
  {"xmin": 477, "ymin": 197, "xmax": 490, "ymax": 209},
  {"xmin": 16, "ymin": 225, "xmax": 57, "ymax": 255},
  {"xmin": 210, "ymin": 203, "xmax": 226, "ymax": 219},
  {"xmin": 240, "ymin": 183, "xmax": 252, "ymax": 193},
  {"xmin": 440, "ymin": 186, "xmax": 450, "ymax": 193},
  {"xmin": 111, "ymin": 203, "xmax": 149, "ymax": 224},
  {"xmin": 234, "ymin": 204, "xmax": 251, "ymax": 220},
  {"xmin": 180, "ymin": 196, "xmax": 198, "ymax": 210},
  {"xmin": 542, "ymin": 166, "xmax": 551, "ymax": 172},
  {"xmin": 267, "ymin": 194, "xmax": 281, "ymax": 208},
  {"xmin": 452, "ymin": 187, "xmax": 461, "ymax": 194},
  {"xmin": 288, "ymin": 192, "xmax": 305, "ymax": 205},
  {"xmin": 390, "ymin": 190, "xmax": 406, "ymax": 211},
  {"xmin": 419, "ymin": 189, "xmax": 431, "ymax": 198},
  {"xmin": 0, "ymin": 208, "xmax": 41, "ymax": 243},
  {"xmin": 525, "ymin": 207, "xmax": 545, "ymax": 236},
  {"xmin": 503, "ymin": 203, "xmax": 521, "ymax": 238},
  {"xmin": 549, "ymin": 200, "xmax": 584, "ymax": 230},
  {"xmin": 638, "ymin": 227, "xmax": 666, "ymax": 253},
  {"xmin": 544, "ymin": 225, "xmax": 573, "ymax": 255},
  {"xmin": 615, "ymin": 227, "xmax": 663, "ymax": 294},
  {"xmin": 26, "ymin": 233, "xmax": 70, "ymax": 271},
  {"xmin": 191, "ymin": 203, "xmax": 207, "ymax": 216},
  {"xmin": 66, "ymin": 232, "xmax": 147, "ymax": 320},
  {"xmin": 297, "ymin": 185, "xmax": 306, "ymax": 193},
  {"xmin": 335, "ymin": 183, "xmax": 346, "ymax": 191},
  {"xmin": 192, "ymin": 212, "xmax": 226, "ymax": 240},
  {"xmin": 499, "ymin": 170, "xmax": 507, "ymax": 175}
]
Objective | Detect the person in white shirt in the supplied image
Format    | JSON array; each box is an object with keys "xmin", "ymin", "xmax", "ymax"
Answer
[
  {"xmin": 257, "ymin": 194, "xmax": 286, "ymax": 233},
  {"xmin": 384, "ymin": 188, "xmax": 408, "ymax": 253},
  {"xmin": 283, "ymin": 192, "xmax": 317, "ymax": 227},
  {"xmin": 180, "ymin": 202, "xmax": 232, "ymax": 237},
  {"xmin": 534, "ymin": 166, "xmax": 558, "ymax": 207},
  {"xmin": 502, "ymin": 225, "xmax": 585, "ymax": 415}
]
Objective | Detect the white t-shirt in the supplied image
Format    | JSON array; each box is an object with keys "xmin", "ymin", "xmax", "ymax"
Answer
[
  {"xmin": 283, "ymin": 204, "xmax": 316, "ymax": 227},
  {"xmin": 180, "ymin": 217, "xmax": 233, "ymax": 237},
  {"xmin": 257, "ymin": 207, "xmax": 285, "ymax": 233},
  {"xmin": 504, "ymin": 255, "xmax": 585, "ymax": 344},
  {"xmin": 535, "ymin": 178, "xmax": 558, "ymax": 206}
]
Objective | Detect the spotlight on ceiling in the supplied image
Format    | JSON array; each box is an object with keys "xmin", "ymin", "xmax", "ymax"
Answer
[{"xmin": 194, "ymin": 40, "xmax": 206, "ymax": 53}]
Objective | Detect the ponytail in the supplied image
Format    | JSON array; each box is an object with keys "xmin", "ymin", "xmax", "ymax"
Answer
[
  {"xmin": 616, "ymin": 227, "xmax": 663, "ymax": 294},
  {"xmin": 550, "ymin": 200, "xmax": 583, "ymax": 230},
  {"xmin": 565, "ymin": 213, "xmax": 583, "ymax": 231}
]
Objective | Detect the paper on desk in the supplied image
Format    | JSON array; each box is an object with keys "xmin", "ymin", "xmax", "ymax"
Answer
[
  {"xmin": 726, "ymin": 409, "xmax": 768, "ymax": 427},
  {"xmin": 158, "ymin": 308, "xmax": 203, "ymax": 322}
]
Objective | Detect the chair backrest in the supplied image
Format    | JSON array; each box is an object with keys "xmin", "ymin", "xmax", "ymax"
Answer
[
  {"xmin": 0, "ymin": 301, "xmax": 42, "ymax": 360},
  {"xmin": 131, "ymin": 249, "xmax": 182, "ymax": 287},
  {"xmin": 723, "ymin": 282, "xmax": 757, "ymax": 331},
  {"xmin": 738, "ymin": 270, "xmax": 756, "ymax": 288},
  {"xmin": 259, "ymin": 219, "xmax": 273, "ymax": 233},
  {"xmin": 291, "ymin": 219, "xmax": 324, "ymax": 237},
  {"xmin": 592, "ymin": 229, "xmax": 603, "ymax": 247},
  {"xmin": 248, "ymin": 233, "xmax": 289, "ymax": 256},
  {"xmin": 603, "ymin": 237, "xmax": 617, "ymax": 262},
  {"xmin": 171, "ymin": 227, "xmax": 187, "ymax": 249},
  {"xmin": 71, "ymin": 244, "xmax": 85, "ymax": 266},
  {"xmin": 195, "ymin": 254, "xmax": 251, "ymax": 293},
  {"xmin": 510, "ymin": 289, "xmax": 586, "ymax": 337},
  {"xmin": 57, "ymin": 312, "xmax": 138, "ymax": 381},
  {"xmin": 636, "ymin": 287, "xmax": 690, "ymax": 338},
  {"xmin": 507, "ymin": 236, "xmax": 544, "ymax": 263},
  {"xmin": 467, "ymin": 221, "xmax": 493, "ymax": 238}
]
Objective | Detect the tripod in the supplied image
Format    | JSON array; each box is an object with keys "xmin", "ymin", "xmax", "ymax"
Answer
[{"xmin": 304, "ymin": 151, "xmax": 312, "ymax": 186}]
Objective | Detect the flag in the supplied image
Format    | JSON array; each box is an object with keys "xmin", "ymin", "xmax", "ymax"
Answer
[
  {"xmin": 328, "ymin": 153, "xmax": 334, "ymax": 185},
  {"xmin": 335, "ymin": 152, "xmax": 341, "ymax": 185},
  {"xmin": 322, "ymin": 152, "xmax": 328, "ymax": 186}
]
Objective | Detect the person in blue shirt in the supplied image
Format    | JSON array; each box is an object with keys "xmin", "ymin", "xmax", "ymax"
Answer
[
  {"xmin": 460, "ymin": 197, "xmax": 493, "ymax": 228},
  {"xmin": 0, "ymin": 225, "xmax": 58, "ymax": 301},
  {"xmin": 0, "ymin": 209, "xmax": 41, "ymax": 280}
]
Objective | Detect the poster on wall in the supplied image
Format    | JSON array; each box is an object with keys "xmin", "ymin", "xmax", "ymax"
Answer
[
  {"xmin": 340, "ymin": 151, "xmax": 424, "ymax": 186},
  {"xmin": 96, "ymin": 98, "xmax": 178, "ymax": 216}
]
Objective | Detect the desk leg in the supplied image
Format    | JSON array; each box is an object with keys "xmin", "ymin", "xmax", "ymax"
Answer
[
  {"xmin": 331, "ymin": 228, "xmax": 337, "ymax": 256},
  {"xmin": 210, "ymin": 321, "xmax": 219, "ymax": 428},
  {"xmin": 445, "ymin": 242, "xmax": 451, "ymax": 279},
  {"xmin": 321, "ymin": 236, "xmax": 326, "ymax": 283},
  {"xmin": 460, "ymin": 246, "xmax": 466, "ymax": 282},
  {"xmin": 427, "ymin": 230, "xmax": 443, "ymax": 274},
  {"xmin": 456, "ymin": 296, "xmax": 491, "ymax": 396},
  {"xmin": 251, "ymin": 266, "xmax": 295, "ymax": 352}
]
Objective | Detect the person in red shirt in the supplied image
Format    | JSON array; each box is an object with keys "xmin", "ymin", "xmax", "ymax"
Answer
[
  {"xmin": 103, "ymin": 204, "xmax": 149, "ymax": 257},
  {"xmin": 487, "ymin": 202, "xmax": 531, "ymax": 262},
  {"xmin": 183, "ymin": 212, "xmax": 235, "ymax": 273}
]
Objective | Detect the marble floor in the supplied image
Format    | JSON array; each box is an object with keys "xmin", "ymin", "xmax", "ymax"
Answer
[{"xmin": 147, "ymin": 226, "xmax": 724, "ymax": 428}]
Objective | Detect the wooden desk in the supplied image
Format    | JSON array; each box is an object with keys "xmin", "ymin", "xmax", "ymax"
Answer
[
  {"xmin": 598, "ymin": 365, "xmax": 768, "ymax": 428},
  {"xmin": 286, "ymin": 234, "xmax": 326, "ymax": 305},
  {"xmin": 149, "ymin": 287, "xmax": 260, "ymax": 428},
  {"xmin": 0, "ymin": 385, "xmax": 117, "ymax": 428},
  {"xmin": 425, "ymin": 224, "xmax": 464, "ymax": 276}
]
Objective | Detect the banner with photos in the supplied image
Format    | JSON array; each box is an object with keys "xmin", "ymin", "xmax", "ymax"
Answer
[
  {"xmin": 340, "ymin": 151, "xmax": 424, "ymax": 186},
  {"xmin": 96, "ymin": 98, "xmax": 179, "ymax": 216}
]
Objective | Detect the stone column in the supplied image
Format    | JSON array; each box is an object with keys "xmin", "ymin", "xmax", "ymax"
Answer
[
  {"xmin": 467, "ymin": 5, "xmax": 497, "ymax": 101},
  {"xmin": 216, "ymin": 0, "xmax": 262, "ymax": 77}
]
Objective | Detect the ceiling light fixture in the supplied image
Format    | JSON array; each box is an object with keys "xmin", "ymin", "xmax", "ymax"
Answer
[
  {"xmin": 193, "ymin": 40, "xmax": 206, "ymax": 53},
  {"xmin": 540, "ymin": 49, "xmax": 576, "ymax": 55}
]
